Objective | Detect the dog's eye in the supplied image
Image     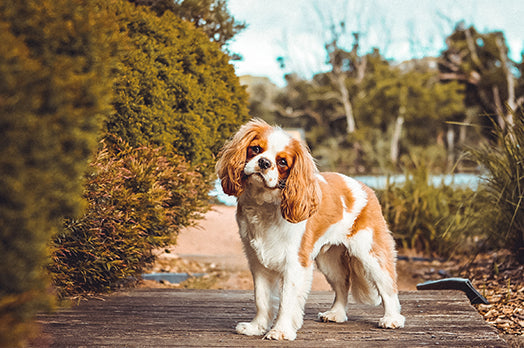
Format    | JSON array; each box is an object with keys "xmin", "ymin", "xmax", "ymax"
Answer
[
  {"xmin": 251, "ymin": 145, "xmax": 262, "ymax": 154},
  {"xmin": 277, "ymin": 158, "xmax": 288, "ymax": 167}
]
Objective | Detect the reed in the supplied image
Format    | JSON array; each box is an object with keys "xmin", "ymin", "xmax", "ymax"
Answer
[
  {"xmin": 466, "ymin": 111, "xmax": 524, "ymax": 259},
  {"xmin": 379, "ymin": 157, "xmax": 480, "ymax": 258}
]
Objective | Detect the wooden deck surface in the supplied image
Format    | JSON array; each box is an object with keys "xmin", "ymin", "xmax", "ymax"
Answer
[{"xmin": 32, "ymin": 289, "xmax": 507, "ymax": 347}]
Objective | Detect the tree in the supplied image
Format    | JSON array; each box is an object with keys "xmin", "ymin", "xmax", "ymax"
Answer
[
  {"xmin": 128, "ymin": 0, "xmax": 246, "ymax": 50},
  {"xmin": 271, "ymin": 50, "xmax": 464, "ymax": 173},
  {"xmin": 352, "ymin": 55, "xmax": 465, "ymax": 169},
  {"xmin": 278, "ymin": 25, "xmax": 366, "ymax": 135},
  {"xmin": 323, "ymin": 31, "xmax": 364, "ymax": 133},
  {"xmin": 439, "ymin": 23, "xmax": 523, "ymax": 130},
  {"xmin": 105, "ymin": 0, "xmax": 249, "ymax": 173},
  {"xmin": 275, "ymin": 0, "xmax": 394, "ymax": 135},
  {"xmin": 50, "ymin": 0, "xmax": 249, "ymax": 296},
  {"xmin": 0, "ymin": 0, "xmax": 117, "ymax": 345}
]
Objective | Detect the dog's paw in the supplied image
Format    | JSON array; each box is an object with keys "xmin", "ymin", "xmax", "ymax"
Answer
[
  {"xmin": 263, "ymin": 327, "xmax": 297, "ymax": 341},
  {"xmin": 378, "ymin": 314, "xmax": 405, "ymax": 329},
  {"xmin": 236, "ymin": 322, "xmax": 266, "ymax": 336},
  {"xmin": 318, "ymin": 309, "xmax": 348, "ymax": 323}
]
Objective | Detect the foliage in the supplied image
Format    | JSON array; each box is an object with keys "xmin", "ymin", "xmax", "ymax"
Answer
[
  {"xmin": 250, "ymin": 24, "xmax": 524, "ymax": 174},
  {"xmin": 129, "ymin": 0, "xmax": 246, "ymax": 49},
  {"xmin": 50, "ymin": 138, "xmax": 210, "ymax": 296},
  {"xmin": 106, "ymin": 0, "xmax": 249, "ymax": 172},
  {"xmin": 466, "ymin": 111, "xmax": 524, "ymax": 257},
  {"xmin": 272, "ymin": 50, "xmax": 465, "ymax": 173},
  {"xmin": 379, "ymin": 157, "xmax": 481, "ymax": 258},
  {"xmin": 0, "ymin": 0, "xmax": 246, "ymax": 343},
  {"xmin": 44, "ymin": 0, "xmax": 248, "ymax": 298},
  {"xmin": 0, "ymin": 0, "xmax": 117, "ymax": 345},
  {"xmin": 439, "ymin": 23, "xmax": 522, "ymax": 132}
]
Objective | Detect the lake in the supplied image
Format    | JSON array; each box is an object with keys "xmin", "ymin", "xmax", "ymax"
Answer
[{"xmin": 210, "ymin": 173, "xmax": 482, "ymax": 206}]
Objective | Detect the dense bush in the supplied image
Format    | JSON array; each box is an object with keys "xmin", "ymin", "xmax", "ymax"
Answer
[
  {"xmin": 467, "ymin": 112, "xmax": 524, "ymax": 259},
  {"xmin": 0, "ymin": 0, "xmax": 117, "ymax": 345},
  {"xmin": 50, "ymin": 138, "xmax": 210, "ymax": 296},
  {"xmin": 47, "ymin": 0, "xmax": 249, "ymax": 297},
  {"xmin": 129, "ymin": 0, "xmax": 246, "ymax": 49},
  {"xmin": 1, "ymin": 0, "xmax": 248, "ymax": 343},
  {"xmin": 106, "ymin": 0, "xmax": 249, "ymax": 170},
  {"xmin": 379, "ymin": 158, "xmax": 481, "ymax": 258}
]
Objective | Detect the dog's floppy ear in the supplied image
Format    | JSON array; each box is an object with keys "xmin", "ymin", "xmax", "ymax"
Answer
[
  {"xmin": 280, "ymin": 139, "xmax": 321, "ymax": 223},
  {"xmin": 216, "ymin": 119, "xmax": 270, "ymax": 196}
]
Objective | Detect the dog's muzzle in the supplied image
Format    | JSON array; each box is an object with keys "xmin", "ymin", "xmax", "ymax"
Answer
[{"xmin": 258, "ymin": 157, "xmax": 271, "ymax": 170}]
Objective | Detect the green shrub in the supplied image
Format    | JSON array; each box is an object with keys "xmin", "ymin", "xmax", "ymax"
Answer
[
  {"xmin": 0, "ymin": 1, "xmax": 117, "ymax": 345},
  {"xmin": 50, "ymin": 138, "xmax": 210, "ymax": 296},
  {"xmin": 467, "ymin": 112, "xmax": 524, "ymax": 257},
  {"xmin": 48, "ymin": 0, "xmax": 249, "ymax": 297},
  {"xmin": 380, "ymin": 113, "xmax": 523, "ymax": 260},
  {"xmin": 130, "ymin": 0, "xmax": 247, "ymax": 49},
  {"xmin": 378, "ymin": 158, "xmax": 480, "ymax": 258},
  {"xmin": 106, "ymin": 0, "xmax": 249, "ymax": 170}
]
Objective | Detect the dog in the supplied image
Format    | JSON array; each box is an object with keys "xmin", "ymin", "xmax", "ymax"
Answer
[{"xmin": 216, "ymin": 119, "xmax": 405, "ymax": 340}]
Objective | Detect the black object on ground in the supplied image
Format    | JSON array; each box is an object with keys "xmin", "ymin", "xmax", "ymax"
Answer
[{"xmin": 417, "ymin": 277, "xmax": 489, "ymax": 304}]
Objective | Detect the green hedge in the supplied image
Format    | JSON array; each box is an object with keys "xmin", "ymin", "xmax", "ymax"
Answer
[
  {"xmin": 50, "ymin": 138, "xmax": 210, "ymax": 296},
  {"xmin": 48, "ymin": 0, "xmax": 249, "ymax": 297},
  {"xmin": 0, "ymin": 0, "xmax": 117, "ymax": 345},
  {"xmin": 1, "ymin": 1, "xmax": 249, "ymax": 343},
  {"xmin": 107, "ymin": 0, "xmax": 249, "ymax": 170}
]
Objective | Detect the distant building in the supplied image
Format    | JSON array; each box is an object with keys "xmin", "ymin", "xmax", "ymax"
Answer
[{"xmin": 284, "ymin": 128, "xmax": 306, "ymax": 144}]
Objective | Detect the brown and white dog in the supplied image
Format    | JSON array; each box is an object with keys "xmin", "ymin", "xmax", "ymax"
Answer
[{"xmin": 216, "ymin": 119, "xmax": 405, "ymax": 340}]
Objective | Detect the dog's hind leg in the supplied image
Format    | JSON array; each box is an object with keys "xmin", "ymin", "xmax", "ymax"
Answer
[
  {"xmin": 315, "ymin": 244, "xmax": 350, "ymax": 323},
  {"xmin": 346, "ymin": 228, "xmax": 405, "ymax": 329}
]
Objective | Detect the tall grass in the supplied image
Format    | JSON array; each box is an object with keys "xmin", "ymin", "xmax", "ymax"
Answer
[
  {"xmin": 467, "ymin": 112, "xmax": 524, "ymax": 259},
  {"xmin": 378, "ymin": 111, "xmax": 523, "ymax": 261},
  {"xmin": 378, "ymin": 157, "xmax": 482, "ymax": 258}
]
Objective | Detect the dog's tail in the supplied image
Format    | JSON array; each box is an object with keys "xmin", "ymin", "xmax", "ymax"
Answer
[{"xmin": 348, "ymin": 257, "xmax": 382, "ymax": 306}]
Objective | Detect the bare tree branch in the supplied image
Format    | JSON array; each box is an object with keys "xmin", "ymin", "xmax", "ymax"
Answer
[
  {"xmin": 464, "ymin": 27, "xmax": 485, "ymax": 74},
  {"xmin": 495, "ymin": 35, "xmax": 516, "ymax": 127},
  {"xmin": 273, "ymin": 105, "xmax": 324, "ymax": 126},
  {"xmin": 492, "ymin": 85, "xmax": 506, "ymax": 129}
]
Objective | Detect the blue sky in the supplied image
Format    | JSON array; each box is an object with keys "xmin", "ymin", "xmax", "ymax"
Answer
[{"xmin": 227, "ymin": 0, "xmax": 524, "ymax": 86}]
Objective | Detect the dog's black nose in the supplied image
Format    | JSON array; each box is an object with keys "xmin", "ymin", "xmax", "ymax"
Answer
[{"xmin": 258, "ymin": 157, "xmax": 271, "ymax": 170}]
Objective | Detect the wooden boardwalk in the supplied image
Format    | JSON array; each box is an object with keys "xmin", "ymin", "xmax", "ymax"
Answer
[{"xmin": 32, "ymin": 289, "xmax": 507, "ymax": 347}]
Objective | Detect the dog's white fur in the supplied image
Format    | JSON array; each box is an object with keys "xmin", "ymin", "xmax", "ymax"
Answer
[{"xmin": 216, "ymin": 119, "xmax": 405, "ymax": 340}]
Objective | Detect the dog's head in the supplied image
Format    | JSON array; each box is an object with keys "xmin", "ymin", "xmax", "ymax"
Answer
[{"xmin": 216, "ymin": 119, "xmax": 320, "ymax": 223}]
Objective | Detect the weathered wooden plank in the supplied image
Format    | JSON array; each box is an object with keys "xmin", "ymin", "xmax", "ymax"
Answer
[{"xmin": 31, "ymin": 290, "xmax": 507, "ymax": 347}]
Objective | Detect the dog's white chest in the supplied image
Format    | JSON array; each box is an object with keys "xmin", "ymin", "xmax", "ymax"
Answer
[
  {"xmin": 249, "ymin": 233, "xmax": 290, "ymax": 270},
  {"xmin": 238, "ymin": 207, "xmax": 304, "ymax": 272}
]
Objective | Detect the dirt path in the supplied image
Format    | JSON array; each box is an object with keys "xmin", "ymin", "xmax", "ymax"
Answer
[
  {"xmin": 153, "ymin": 205, "xmax": 420, "ymax": 291},
  {"xmin": 155, "ymin": 205, "xmax": 330, "ymax": 290}
]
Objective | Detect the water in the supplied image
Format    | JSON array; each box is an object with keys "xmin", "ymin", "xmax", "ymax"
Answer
[
  {"xmin": 211, "ymin": 174, "xmax": 482, "ymax": 206},
  {"xmin": 354, "ymin": 173, "xmax": 481, "ymax": 191},
  {"xmin": 210, "ymin": 179, "xmax": 238, "ymax": 206},
  {"xmin": 142, "ymin": 272, "xmax": 206, "ymax": 284}
]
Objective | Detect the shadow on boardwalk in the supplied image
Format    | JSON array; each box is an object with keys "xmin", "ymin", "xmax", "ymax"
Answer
[{"xmin": 32, "ymin": 289, "xmax": 507, "ymax": 347}]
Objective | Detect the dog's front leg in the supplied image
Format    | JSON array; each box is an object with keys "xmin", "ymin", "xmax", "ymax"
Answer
[
  {"xmin": 236, "ymin": 266, "xmax": 278, "ymax": 336},
  {"xmin": 264, "ymin": 265, "xmax": 313, "ymax": 341}
]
